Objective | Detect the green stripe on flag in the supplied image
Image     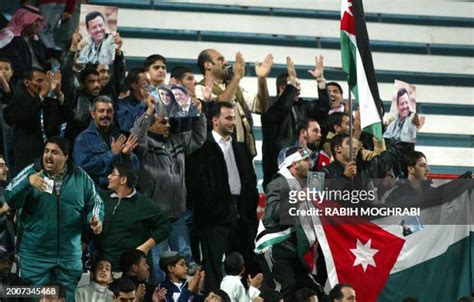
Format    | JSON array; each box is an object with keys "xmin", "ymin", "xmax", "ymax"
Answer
[
  {"xmin": 364, "ymin": 122, "xmax": 383, "ymax": 141},
  {"xmin": 378, "ymin": 232, "xmax": 474, "ymax": 301}
]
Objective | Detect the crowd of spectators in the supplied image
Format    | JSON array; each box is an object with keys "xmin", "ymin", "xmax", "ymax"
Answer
[{"xmin": 0, "ymin": 2, "xmax": 472, "ymax": 302}]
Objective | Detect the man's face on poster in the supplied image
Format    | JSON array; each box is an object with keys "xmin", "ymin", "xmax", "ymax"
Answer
[
  {"xmin": 172, "ymin": 88, "xmax": 190, "ymax": 108},
  {"xmin": 87, "ymin": 15, "xmax": 106, "ymax": 44},
  {"xmin": 397, "ymin": 93, "xmax": 411, "ymax": 119}
]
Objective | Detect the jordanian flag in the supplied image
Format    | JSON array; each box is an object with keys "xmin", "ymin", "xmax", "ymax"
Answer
[
  {"xmin": 340, "ymin": 0, "xmax": 384, "ymax": 140},
  {"xmin": 311, "ymin": 180, "xmax": 474, "ymax": 301}
]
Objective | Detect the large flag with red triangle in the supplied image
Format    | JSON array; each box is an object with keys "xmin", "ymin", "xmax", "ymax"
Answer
[
  {"xmin": 306, "ymin": 181, "xmax": 474, "ymax": 301},
  {"xmin": 313, "ymin": 204, "xmax": 405, "ymax": 301},
  {"xmin": 340, "ymin": 0, "xmax": 384, "ymax": 140}
]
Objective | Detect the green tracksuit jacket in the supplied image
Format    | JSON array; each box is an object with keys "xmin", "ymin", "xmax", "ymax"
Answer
[{"xmin": 5, "ymin": 160, "xmax": 104, "ymax": 261}]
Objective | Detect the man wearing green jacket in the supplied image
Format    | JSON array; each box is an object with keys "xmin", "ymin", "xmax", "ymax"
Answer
[
  {"xmin": 5, "ymin": 136, "xmax": 104, "ymax": 302},
  {"xmin": 94, "ymin": 160, "xmax": 170, "ymax": 272}
]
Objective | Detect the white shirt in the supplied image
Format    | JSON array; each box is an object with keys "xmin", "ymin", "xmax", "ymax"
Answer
[
  {"xmin": 212, "ymin": 130, "xmax": 241, "ymax": 195},
  {"xmin": 220, "ymin": 275, "xmax": 260, "ymax": 302}
]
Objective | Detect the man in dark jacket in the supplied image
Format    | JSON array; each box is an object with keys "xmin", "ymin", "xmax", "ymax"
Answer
[
  {"xmin": 131, "ymin": 92, "xmax": 206, "ymax": 284},
  {"xmin": 116, "ymin": 67, "xmax": 148, "ymax": 132},
  {"xmin": 63, "ymin": 67, "xmax": 102, "ymax": 147},
  {"xmin": 322, "ymin": 133, "xmax": 414, "ymax": 192},
  {"xmin": 73, "ymin": 96, "xmax": 139, "ymax": 189},
  {"xmin": 9, "ymin": 68, "xmax": 72, "ymax": 175},
  {"xmin": 187, "ymin": 101, "xmax": 259, "ymax": 292},
  {"xmin": 261, "ymin": 56, "xmax": 330, "ymax": 189},
  {"xmin": 260, "ymin": 147, "xmax": 323, "ymax": 300},
  {"xmin": 94, "ymin": 160, "xmax": 170, "ymax": 272}
]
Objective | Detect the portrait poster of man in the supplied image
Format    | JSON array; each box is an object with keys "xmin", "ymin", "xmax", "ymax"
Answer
[
  {"xmin": 383, "ymin": 80, "xmax": 423, "ymax": 143},
  {"xmin": 170, "ymin": 84, "xmax": 199, "ymax": 117},
  {"xmin": 77, "ymin": 4, "xmax": 118, "ymax": 65}
]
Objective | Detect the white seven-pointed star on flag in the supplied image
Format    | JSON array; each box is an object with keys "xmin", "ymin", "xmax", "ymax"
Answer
[
  {"xmin": 350, "ymin": 239, "xmax": 379, "ymax": 272},
  {"xmin": 341, "ymin": 0, "xmax": 353, "ymax": 19}
]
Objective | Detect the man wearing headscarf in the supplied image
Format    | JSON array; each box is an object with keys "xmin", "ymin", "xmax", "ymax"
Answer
[{"xmin": 0, "ymin": 5, "xmax": 47, "ymax": 84}]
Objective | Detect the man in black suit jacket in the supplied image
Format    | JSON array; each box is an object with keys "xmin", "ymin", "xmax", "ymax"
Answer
[{"xmin": 187, "ymin": 101, "xmax": 259, "ymax": 292}]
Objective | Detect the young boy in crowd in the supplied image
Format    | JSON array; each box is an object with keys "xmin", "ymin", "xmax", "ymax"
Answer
[
  {"xmin": 75, "ymin": 257, "xmax": 114, "ymax": 302},
  {"xmin": 220, "ymin": 252, "xmax": 263, "ymax": 302},
  {"xmin": 158, "ymin": 251, "xmax": 205, "ymax": 302}
]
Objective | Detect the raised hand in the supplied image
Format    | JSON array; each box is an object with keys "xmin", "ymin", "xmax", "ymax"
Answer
[
  {"xmin": 247, "ymin": 273, "xmax": 264, "ymax": 289},
  {"xmin": 122, "ymin": 134, "xmax": 139, "ymax": 155},
  {"xmin": 61, "ymin": 11, "xmax": 71, "ymax": 22},
  {"xmin": 343, "ymin": 161, "xmax": 357, "ymax": 178},
  {"xmin": 0, "ymin": 73, "xmax": 10, "ymax": 93},
  {"xmin": 152, "ymin": 287, "xmax": 167, "ymax": 302},
  {"xmin": 39, "ymin": 72, "xmax": 52, "ymax": 98},
  {"xmin": 233, "ymin": 51, "xmax": 245, "ymax": 80},
  {"xmin": 286, "ymin": 56, "xmax": 297, "ymax": 82},
  {"xmin": 111, "ymin": 135, "xmax": 127, "ymax": 155},
  {"xmin": 202, "ymin": 76, "xmax": 213, "ymax": 101},
  {"xmin": 187, "ymin": 270, "xmax": 201, "ymax": 293},
  {"xmin": 70, "ymin": 28, "xmax": 82, "ymax": 52},
  {"xmin": 51, "ymin": 71, "xmax": 62, "ymax": 95},
  {"xmin": 193, "ymin": 98, "xmax": 202, "ymax": 114},
  {"xmin": 135, "ymin": 283, "xmax": 146, "ymax": 301},
  {"xmin": 113, "ymin": 32, "xmax": 123, "ymax": 51},
  {"xmin": 197, "ymin": 270, "xmax": 205, "ymax": 293},
  {"xmin": 307, "ymin": 55, "xmax": 324, "ymax": 80},
  {"xmin": 412, "ymin": 113, "xmax": 426, "ymax": 131},
  {"xmin": 255, "ymin": 53, "xmax": 274, "ymax": 79},
  {"xmin": 354, "ymin": 110, "xmax": 361, "ymax": 131}
]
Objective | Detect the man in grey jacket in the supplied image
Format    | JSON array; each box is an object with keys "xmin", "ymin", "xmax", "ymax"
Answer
[{"xmin": 131, "ymin": 96, "xmax": 207, "ymax": 284}]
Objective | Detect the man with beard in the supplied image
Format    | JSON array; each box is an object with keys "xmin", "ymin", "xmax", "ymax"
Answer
[
  {"xmin": 187, "ymin": 101, "xmax": 259, "ymax": 292},
  {"xmin": 73, "ymin": 96, "xmax": 139, "ymax": 189},
  {"xmin": 293, "ymin": 119, "xmax": 330, "ymax": 172},
  {"xmin": 259, "ymin": 147, "xmax": 323, "ymax": 301},
  {"xmin": 196, "ymin": 49, "xmax": 273, "ymax": 158},
  {"xmin": 261, "ymin": 56, "xmax": 330, "ymax": 189},
  {"xmin": 5, "ymin": 136, "xmax": 104, "ymax": 302}
]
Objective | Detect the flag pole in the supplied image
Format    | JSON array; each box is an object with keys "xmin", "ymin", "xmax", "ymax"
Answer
[{"xmin": 348, "ymin": 85, "xmax": 353, "ymax": 162}]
